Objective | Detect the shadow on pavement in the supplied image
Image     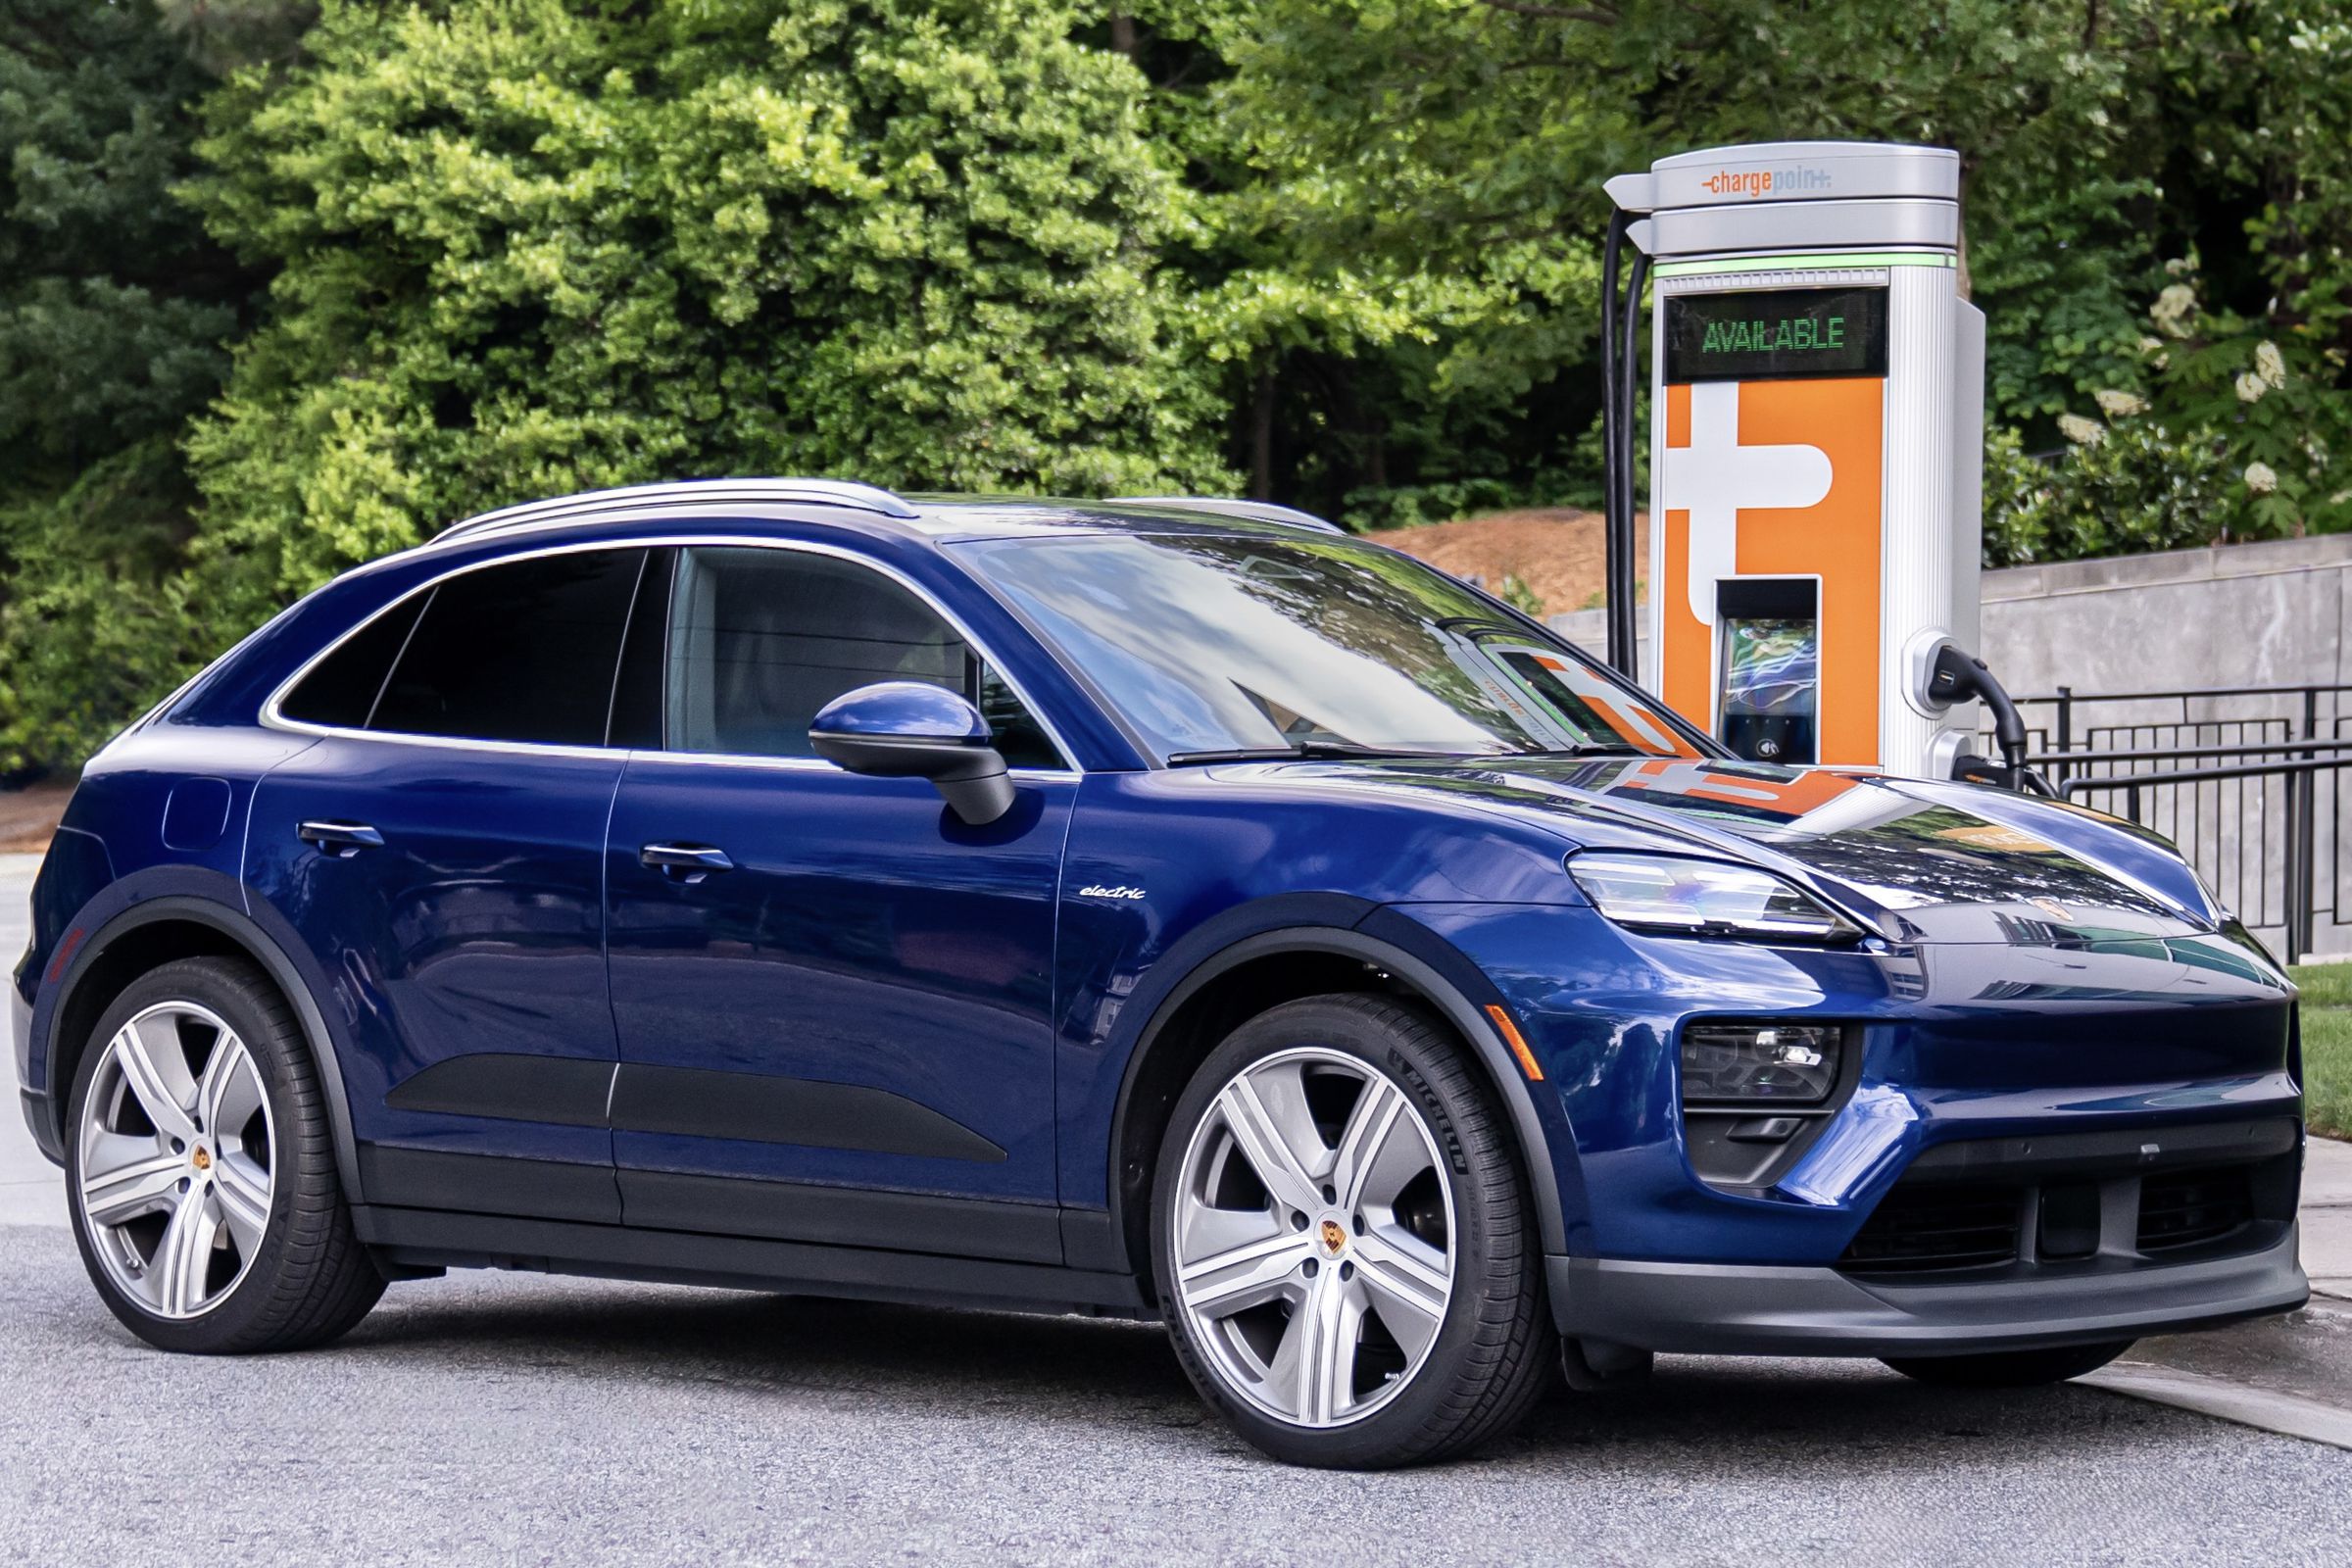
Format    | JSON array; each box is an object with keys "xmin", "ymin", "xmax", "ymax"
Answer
[{"xmin": 321, "ymin": 1269, "xmax": 2201, "ymax": 1472}]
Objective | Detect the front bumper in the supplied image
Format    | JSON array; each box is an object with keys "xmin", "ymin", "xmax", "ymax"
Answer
[{"xmin": 1548, "ymin": 1226, "xmax": 2308, "ymax": 1357}]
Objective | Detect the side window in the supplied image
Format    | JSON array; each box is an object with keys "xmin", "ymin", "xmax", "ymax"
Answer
[
  {"xmin": 277, "ymin": 592, "xmax": 428, "ymax": 730},
  {"xmin": 662, "ymin": 546, "xmax": 1062, "ymax": 767},
  {"xmin": 367, "ymin": 549, "xmax": 648, "ymax": 746}
]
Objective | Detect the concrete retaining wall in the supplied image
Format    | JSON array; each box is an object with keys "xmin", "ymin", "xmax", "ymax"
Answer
[{"xmin": 1546, "ymin": 531, "xmax": 2352, "ymax": 697}]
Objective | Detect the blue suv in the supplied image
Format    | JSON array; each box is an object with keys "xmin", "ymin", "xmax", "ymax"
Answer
[{"xmin": 11, "ymin": 480, "xmax": 2308, "ymax": 1468}]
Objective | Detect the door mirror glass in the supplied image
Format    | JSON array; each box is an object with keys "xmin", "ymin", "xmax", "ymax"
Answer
[{"xmin": 809, "ymin": 682, "xmax": 1013, "ymax": 825}]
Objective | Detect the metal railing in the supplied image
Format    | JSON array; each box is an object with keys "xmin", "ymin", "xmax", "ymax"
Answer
[
  {"xmin": 2003, "ymin": 681, "xmax": 2352, "ymax": 963},
  {"xmin": 2001, "ymin": 683, "xmax": 2352, "ymax": 961}
]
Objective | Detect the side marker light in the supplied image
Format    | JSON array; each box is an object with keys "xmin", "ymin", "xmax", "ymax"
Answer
[{"xmin": 1485, "ymin": 1004, "xmax": 1544, "ymax": 1082}]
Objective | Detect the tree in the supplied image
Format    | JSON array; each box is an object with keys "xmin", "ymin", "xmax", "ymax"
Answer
[
  {"xmin": 0, "ymin": 0, "xmax": 274, "ymax": 771},
  {"xmin": 182, "ymin": 0, "xmax": 1234, "ymax": 623},
  {"xmin": 1204, "ymin": 0, "xmax": 2166, "ymax": 503}
]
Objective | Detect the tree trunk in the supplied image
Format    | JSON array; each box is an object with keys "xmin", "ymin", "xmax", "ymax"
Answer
[{"xmin": 1250, "ymin": 365, "xmax": 1277, "ymax": 500}]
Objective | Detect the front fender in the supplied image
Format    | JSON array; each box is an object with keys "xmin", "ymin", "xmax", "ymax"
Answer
[{"xmin": 1087, "ymin": 906, "xmax": 1583, "ymax": 1270}]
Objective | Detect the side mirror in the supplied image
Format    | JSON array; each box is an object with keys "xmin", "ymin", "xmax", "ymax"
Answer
[{"xmin": 808, "ymin": 682, "xmax": 1015, "ymax": 825}]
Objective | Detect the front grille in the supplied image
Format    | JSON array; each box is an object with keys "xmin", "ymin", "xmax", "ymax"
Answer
[
  {"xmin": 1839, "ymin": 1182, "xmax": 2023, "ymax": 1274},
  {"xmin": 2137, "ymin": 1165, "xmax": 2254, "ymax": 1253}
]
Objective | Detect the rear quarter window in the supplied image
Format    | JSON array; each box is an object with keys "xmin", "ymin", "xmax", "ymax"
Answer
[{"xmin": 280, "ymin": 549, "xmax": 648, "ymax": 748}]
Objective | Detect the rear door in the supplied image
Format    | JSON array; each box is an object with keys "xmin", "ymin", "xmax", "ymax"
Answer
[
  {"xmin": 600, "ymin": 544, "xmax": 1076, "ymax": 1260},
  {"xmin": 248, "ymin": 546, "xmax": 652, "ymax": 1224}
]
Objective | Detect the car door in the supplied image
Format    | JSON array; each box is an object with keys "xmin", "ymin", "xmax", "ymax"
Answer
[
  {"xmin": 601, "ymin": 543, "xmax": 1076, "ymax": 1262},
  {"xmin": 249, "ymin": 546, "xmax": 653, "ymax": 1225}
]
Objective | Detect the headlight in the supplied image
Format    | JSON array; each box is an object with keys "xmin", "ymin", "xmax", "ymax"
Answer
[{"xmin": 1567, "ymin": 852, "xmax": 1858, "ymax": 943}]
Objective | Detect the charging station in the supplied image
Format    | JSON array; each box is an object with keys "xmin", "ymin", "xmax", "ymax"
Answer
[{"xmin": 1601, "ymin": 142, "xmax": 2004, "ymax": 783}]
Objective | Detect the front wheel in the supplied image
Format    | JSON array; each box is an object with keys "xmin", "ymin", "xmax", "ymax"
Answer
[
  {"xmin": 1882, "ymin": 1340, "xmax": 2134, "ymax": 1389},
  {"xmin": 1152, "ymin": 995, "xmax": 1554, "ymax": 1468}
]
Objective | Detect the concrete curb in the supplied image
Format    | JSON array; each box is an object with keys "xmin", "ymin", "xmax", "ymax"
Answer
[
  {"xmin": 2085, "ymin": 1362, "xmax": 2352, "ymax": 1451},
  {"xmin": 2302, "ymin": 1136, "xmax": 2352, "ymax": 1302}
]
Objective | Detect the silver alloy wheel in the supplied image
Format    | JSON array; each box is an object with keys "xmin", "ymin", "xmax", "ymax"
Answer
[
  {"xmin": 1170, "ymin": 1046, "xmax": 1457, "ymax": 1429},
  {"xmin": 75, "ymin": 1001, "xmax": 275, "ymax": 1320}
]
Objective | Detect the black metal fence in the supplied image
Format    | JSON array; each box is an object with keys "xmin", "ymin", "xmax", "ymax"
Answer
[{"xmin": 2003, "ymin": 683, "xmax": 2352, "ymax": 961}]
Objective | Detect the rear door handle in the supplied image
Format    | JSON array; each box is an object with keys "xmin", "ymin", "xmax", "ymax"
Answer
[
  {"xmin": 297, "ymin": 820, "xmax": 384, "ymax": 858},
  {"xmin": 639, "ymin": 842, "xmax": 735, "ymax": 882}
]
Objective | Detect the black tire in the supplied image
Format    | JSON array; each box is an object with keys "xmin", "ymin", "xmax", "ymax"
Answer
[
  {"xmin": 1882, "ymin": 1339, "xmax": 2133, "ymax": 1388},
  {"xmin": 1151, "ymin": 994, "xmax": 1555, "ymax": 1468},
  {"xmin": 66, "ymin": 956, "xmax": 384, "ymax": 1353}
]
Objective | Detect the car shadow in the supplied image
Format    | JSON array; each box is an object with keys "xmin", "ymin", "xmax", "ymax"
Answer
[{"xmin": 337, "ymin": 1271, "xmax": 2190, "ymax": 1474}]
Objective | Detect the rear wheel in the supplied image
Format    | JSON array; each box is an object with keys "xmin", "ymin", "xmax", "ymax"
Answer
[
  {"xmin": 67, "ymin": 956, "xmax": 383, "ymax": 1353},
  {"xmin": 1152, "ymin": 995, "xmax": 1554, "ymax": 1468},
  {"xmin": 1882, "ymin": 1340, "xmax": 2133, "ymax": 1388}
]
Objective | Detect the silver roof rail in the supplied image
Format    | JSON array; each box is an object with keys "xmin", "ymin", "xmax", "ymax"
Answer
[
  {"xmin": 1109, "ymin": 496, "xmax": 1348, "ymax": 535},
  {"xmin": 433, "ymin": 478, "xmax": 920, "ymax": 545}
]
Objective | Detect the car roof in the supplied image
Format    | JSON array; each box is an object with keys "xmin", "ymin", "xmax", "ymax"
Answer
[{"xmin": 421, "ymin": 479, "xmax": 1348, "ymax": 555}]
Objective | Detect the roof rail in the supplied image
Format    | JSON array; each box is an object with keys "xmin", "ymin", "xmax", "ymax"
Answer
[
  {"xmin": 433, "ymin": 478, "xmax": 920, "ymax": 545},
  {"xmin": 1109, "ymin": 496, "xmax": 1348, "ymax": 535}
]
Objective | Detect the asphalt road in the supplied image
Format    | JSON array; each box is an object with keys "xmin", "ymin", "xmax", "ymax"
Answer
[
  {"xmin": 7, "ymin": 858, "xmax": 2352, "ymax": 1564},
  {"xmin": 4, "ymin": 1224, "xmax": 2351, "ymax": 1568}
]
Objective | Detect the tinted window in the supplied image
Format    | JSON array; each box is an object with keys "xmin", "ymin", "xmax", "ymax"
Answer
[
  {"xmin": 278, "ymin": 592, "xmax": 427, "ymax": 729},
  {"xmin": 663, "ymin": 547, "xmax": 1059, "ymax": 766},
  {"xmin": 369, "ymin": 550, "xmax": 647, "ymax": 746},
  {"xmin": 608, "ymin": 549, "xmax": 675, "ymax": 750}
]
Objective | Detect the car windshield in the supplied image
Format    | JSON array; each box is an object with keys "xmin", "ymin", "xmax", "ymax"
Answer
[{"xmin": 952, "ymin": 531, "xmax": 1701, "ymax": 762}]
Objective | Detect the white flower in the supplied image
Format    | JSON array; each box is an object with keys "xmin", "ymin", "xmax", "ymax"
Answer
[
  {"xmin": 2235, "ymin": 371, "xmax": 2269, "ymax": 403},
  {"xmin": 2057, "ymin": 414, "xmax": 2106, "ymax": 447},
  {"xmin": 2092, "ymin": 389, "xmax": 2146, "ymax": 417},
  {"xmin": 2245, "ymin": 462, "xmax": 2278, "ymax": 495},
  {"xmin": 2151, "ymin": 282, "xmax": 2197, "ymax": 336},
  {"xmin": 2255, "ymin": 340, "xmax": 2286, "ymax": 388},
  {"xmin": 2164, "ymin": 257, "xmax": 2193, "ymax": 276},
  {"xmin": 2137, "ymin": 335, "xmax": 2167, "ymax": 356}
]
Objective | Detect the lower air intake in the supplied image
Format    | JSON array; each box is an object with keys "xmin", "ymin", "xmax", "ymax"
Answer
[
  {"xmin": 2137, "ymin": 1165, "xmax": 2255, "ymax": 1253},
  {"xmin": 1838, "ymin": 1183, "xmax": 2024, "ymax": 1274}
]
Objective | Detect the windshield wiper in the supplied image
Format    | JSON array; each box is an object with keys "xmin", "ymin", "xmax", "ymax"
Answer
[{"xmin": 1162, "ymin": 742, "xmax": 1461, "ymax": 767}]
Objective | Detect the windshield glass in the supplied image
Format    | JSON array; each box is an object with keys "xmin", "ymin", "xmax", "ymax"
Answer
[{"xmin": 953, "ymin": 531, "xmax": 1701, "ymax": 762}]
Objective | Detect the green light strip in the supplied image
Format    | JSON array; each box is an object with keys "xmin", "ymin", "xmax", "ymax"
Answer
[{"xmin": 1653, "ymin": 251, "xmax": 1954, "ymax": 277}]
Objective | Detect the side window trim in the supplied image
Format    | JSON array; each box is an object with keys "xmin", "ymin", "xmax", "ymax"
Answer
[
  {"xmin": 262, "ymin": 535, "xmax": 1082, "ymax": 773},
  {"xmin": 603, "ymin": 551, "xmax": 656, "ymax": 749},
  {"xmin": 362, "ymin": 584, "xmax": 435, "ymax": 732}
]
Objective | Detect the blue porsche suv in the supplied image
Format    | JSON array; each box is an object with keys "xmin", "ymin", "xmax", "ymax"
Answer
[{"xmin": 11, "ymin": 480, "xmax": 2308, "ymax": 1467}]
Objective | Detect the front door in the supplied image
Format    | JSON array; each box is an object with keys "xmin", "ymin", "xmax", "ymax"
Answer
[
  {"xmin": 601, "ymin": 544, "xmax": 1074, "ymax": 1262},
  {"xmin": 249, "ymin": 546, "xmax": 652, "ymax": 1223}
]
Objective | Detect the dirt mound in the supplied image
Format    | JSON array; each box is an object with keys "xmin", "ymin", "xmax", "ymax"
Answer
[
  {"xmin": 1375, "ymin": 508, "xmax": 1648, "ymax": 620},
  {"xmin": 0, "ymin": 778, "xmax": 71, "ymax": 854}
]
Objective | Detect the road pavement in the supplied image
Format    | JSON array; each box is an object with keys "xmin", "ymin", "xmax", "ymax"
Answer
[
  {"xmin": 4, "ymin": 1222, "xmax": 2351, "ymax": 1567},
  {"xmin": 6, "ymin": 856, "xmax": 2352, "ymax": 1564}
]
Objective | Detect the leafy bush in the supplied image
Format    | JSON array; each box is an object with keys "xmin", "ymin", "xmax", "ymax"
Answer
[
  {"xmin": 180, "ymin": 0, "xmax": 1235, "ymax": 625},
  {"xmin": 1981, "ymin": 417, "xmax": 2237, "ymax": 566}
]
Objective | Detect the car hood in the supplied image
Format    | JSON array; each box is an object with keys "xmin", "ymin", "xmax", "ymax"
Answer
[{"xmin": 1214, "ymin": 754, "xmax": 2221, "ymax": 945}]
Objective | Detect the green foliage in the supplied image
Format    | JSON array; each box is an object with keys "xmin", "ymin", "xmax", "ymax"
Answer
[
  {"xmin": 182, "ymin": 0, "xmax": 1234, "ymax": 620},
  {"xmin": 12, "ymin": 0, "xmax": 2352, "ymax": 772},
  {"xmin": 1342, "ymin": 479, "xmax": 1539, "ymax": 534},
  {"xmin": 1981, "ymin": 417, "xmax": 2236, "ymax": 567},
  {"xmin": 0, "ymin": 0, "xmax": 257, "ymax": 770},
  {"xmin": 2292, "ymin": 963, "xmax": 2352, "ymax": 1141}
]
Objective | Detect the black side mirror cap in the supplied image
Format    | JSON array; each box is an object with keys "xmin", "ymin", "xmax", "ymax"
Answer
[{"xmin": 808, "ymin": 682, "xmax": 1015, "ymax": 825}]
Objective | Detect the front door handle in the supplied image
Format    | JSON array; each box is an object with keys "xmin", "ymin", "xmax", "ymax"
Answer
[
  {"xmin": 640, "ymin": 842, "xmax": 735, "ymax": 882},
  {"xmin": 297, "ymin": 820, "xmax": 384, "ymax": 858}
]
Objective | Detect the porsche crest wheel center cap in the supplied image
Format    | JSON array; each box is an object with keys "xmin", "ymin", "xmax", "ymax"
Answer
[
  {"xmin": 190, "ymin": 1147, "xmax": 212, "ymax": 1172},
  {"xmin": 1318, "ymin": 1218, "xmax": 1348, "ymax": 1256}
]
